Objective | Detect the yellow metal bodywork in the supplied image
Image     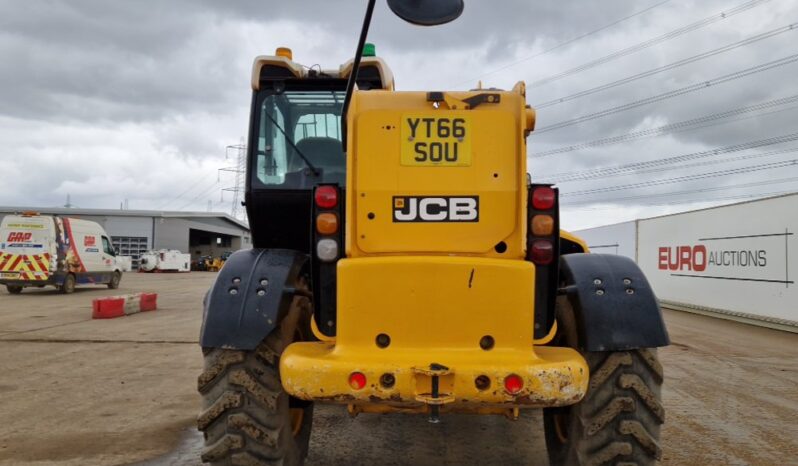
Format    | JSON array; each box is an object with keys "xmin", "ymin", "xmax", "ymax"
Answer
[
  {"xmin": 278, "ymin": 78, "xmax": 589, "ymax": 413},
  {"xmin": 281, "ymin": 257, "xmax": 588, "ymax": 410},
  {"xmin": 561, "ymin": 229, "xmax": 590, "ymax": 253},
  {"xmin": 204, "ymin": 257, "xmax": 226, "ymax": 273},
  {"xmin": 345, "ymin": 89, "xmax": 530, "ymax": 258}
]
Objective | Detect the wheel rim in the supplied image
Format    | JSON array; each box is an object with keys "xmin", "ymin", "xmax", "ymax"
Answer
[{"xmin": 290, "ymin": 408, "xmax": 304, "ymax": 436}]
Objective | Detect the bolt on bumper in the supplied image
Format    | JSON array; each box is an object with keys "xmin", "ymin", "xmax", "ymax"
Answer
[{"xmin": 280, "ymin": 342, "xmax": 588, "ymax": 410}]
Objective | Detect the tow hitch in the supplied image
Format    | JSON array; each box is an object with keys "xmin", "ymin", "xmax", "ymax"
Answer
[{"xmin": 413, "ymin": 363, "xmax": 454, "ymax": 423}]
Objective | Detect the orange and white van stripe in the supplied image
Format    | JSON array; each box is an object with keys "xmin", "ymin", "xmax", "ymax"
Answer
[{"xmin": 0, "ymin": 252, "xmax": 51, "ymax": 281}]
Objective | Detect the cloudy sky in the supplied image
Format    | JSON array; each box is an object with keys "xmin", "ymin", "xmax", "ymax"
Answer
[{"xmin": 1, "ymin": 0, "xmax": 796, "ymax": 230}]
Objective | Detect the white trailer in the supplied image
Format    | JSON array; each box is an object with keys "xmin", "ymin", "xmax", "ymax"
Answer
[
  {"xmin": 138, "ymin": 249, "xmax": 191, "ymax": 273},
  {"xmin": 636, "ymin": 193, "xmax": 797, "ymax": 331},
  {"xmin": 572, "ymin": 221, "xmax": 637, "ymax": 260}
]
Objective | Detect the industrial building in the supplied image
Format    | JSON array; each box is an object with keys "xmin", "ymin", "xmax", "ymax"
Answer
[
  {"xmin": 574, "ymin": 192, "xmax": 797, "ymax": 332},
  {"xmin": 0, "ymin": 207, "xmax": 250, "ymax": 269}
]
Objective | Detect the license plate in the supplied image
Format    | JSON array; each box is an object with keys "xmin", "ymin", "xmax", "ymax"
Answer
[
  {"xmin": 1, "ymin": 272, "xmax": 19, "ymax": 279},
  {"xmin": 401, "ymin": 114, "xmax": 472, "ymax": 166}
]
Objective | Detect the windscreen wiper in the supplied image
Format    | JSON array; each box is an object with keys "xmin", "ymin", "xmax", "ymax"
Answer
[{"xmin": 262, "ymin": 110, "xmax": 320, "ymax": 176}]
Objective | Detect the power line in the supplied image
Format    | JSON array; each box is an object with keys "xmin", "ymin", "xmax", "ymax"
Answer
[
  {"xmin": 451, "ymin": 0, "xmax": 673, "ymax": 88},
  {"xmin": 533, "ymin": 94, "xmax": 798, "ymax": 156},
  {"xmin": 176, "ymin": 181, "xmax": 221, "ymax": 211},
  {"xmin": 527, "ymin": 0, "xmax": 771, "ymax": 89},
  {"xmin": 561, "ymin": 176, "xmax": 798, "ymax": 206},
  {"xmin": 535, "ymin": 52, "xmax": 798, "ymax": 133},
  {"xmin": 563, "ymin": 188, "xmax": 798, "ymax": 211},
  {"xmin": 537, "ymin": 132, "xmax": 798, "ymax": 182},
  {"xmin": 543, "ymin": 147, "xmax": 798, "ymax": 184},
  {"xmin": 561, "ymin": 158, "xmax": 798, "ymax": 197},
  {"xmin": 534, "ymin": 23, "xmax": 797, "ymax": 109},
  {"xmin": 156, "ymin": 173, "xmax": 217, "ymax": 209}
]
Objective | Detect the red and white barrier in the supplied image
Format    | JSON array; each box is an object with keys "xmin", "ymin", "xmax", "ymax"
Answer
[{"xmin": 92, "ymin": 293, "xmax": 158, "ymax": 319}]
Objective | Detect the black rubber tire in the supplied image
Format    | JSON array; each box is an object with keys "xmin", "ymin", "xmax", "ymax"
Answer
[
  {"xmin": 108, "ymin": 271, "xmax": 121, "ymax": 289},
  {"xmin": 6, "ymin": 285, "xmax": 23, "ymax": 294},
  {"xmin": 197, "ymin": 328, "xmax": 313, "ymax": 465},
  {"xmin": 61, "ymin": 274, "xmax": 76, "ymax": 294},
  {"xmin": 198, "ymin": 278, "xmax": 315, "ymax": 466},
  {"xmin": 544, "ymin": 301, "xmax": 665, "ymax": 466}
]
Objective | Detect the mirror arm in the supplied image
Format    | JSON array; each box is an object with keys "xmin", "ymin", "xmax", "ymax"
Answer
[{"xmin": 340, "ymin": 0, "xmax": 377, "ymax": 151}]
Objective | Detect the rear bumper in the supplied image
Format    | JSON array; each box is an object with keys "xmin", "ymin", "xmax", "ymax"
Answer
[
  {"xmin": 0, "ymin": 273, "xmax": 57, "ymax": 287},
  {"xmin": 280, "ymin": 256, "xmax": 588, "ymax": 411},
  {"xmin": 281, "ymin": 343, "xmax": 587, "ymax": 409}
]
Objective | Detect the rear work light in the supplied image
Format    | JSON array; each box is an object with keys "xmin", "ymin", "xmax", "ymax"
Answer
[
  {"xmin": 316, "ymin": 213, "xmax": 339, "ymax": 235},
  {"xmin": 530, "ymin": 239, "xmax": 554, "ymax": 265},
  {"xmin": 315, "ymin": 186, "xmax": 339, "ymax": 209},
  {"xmin": 532, "ymin": 186, "xmax": 556, "ymax": 210}
]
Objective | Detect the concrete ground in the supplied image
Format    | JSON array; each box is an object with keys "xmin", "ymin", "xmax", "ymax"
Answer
[{"xmin": 0, "ymin": 273, "xmax": 796, "ymax": 465}]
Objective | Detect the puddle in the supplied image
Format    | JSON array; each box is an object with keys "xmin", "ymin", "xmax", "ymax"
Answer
[{"xmin": 129, "ymin": 428, "xmax": 202, "ymax": 466}]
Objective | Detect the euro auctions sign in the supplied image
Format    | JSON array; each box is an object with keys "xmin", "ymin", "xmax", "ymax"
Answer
[
  {"xmin": 657, "ymin": 242, "xmax": 771, "ymax": 278},
  {"xmin": 637, "ymin": 194, "xmax": 796, "ymax": 324}
]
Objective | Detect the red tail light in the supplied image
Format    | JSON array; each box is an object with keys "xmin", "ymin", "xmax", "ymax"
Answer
[
  {"xmin": 315, "ymin": 186, "xmax": 338, "ymax": 208},
  {"xmin": 532, "ymin": 186, "xmax": 556, "ymax": 210},
  {"xmin": 504, "ymin": 374, "xmax": 524, "ymax": 394},
  {"xmin": 530, "ymin": 239, "xmax": 554, "ymax": 265},
  {"xmin": 348, "ymin": 372, "xmax": 367, "ymax": 390}
]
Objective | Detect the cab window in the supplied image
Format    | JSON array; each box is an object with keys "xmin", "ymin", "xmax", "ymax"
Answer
[
  {"xmin": 254, "ymin": 91, "xmax": 345, "ymax": 188},
  {"xmin": 102, "ymin": 236, "xmax": 115, "ymax": 255}
]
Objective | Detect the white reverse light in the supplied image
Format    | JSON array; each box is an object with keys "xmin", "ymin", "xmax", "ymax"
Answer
[{"xmin": 316, "ymin": 239, "xmax": 338, "ymax": 262}]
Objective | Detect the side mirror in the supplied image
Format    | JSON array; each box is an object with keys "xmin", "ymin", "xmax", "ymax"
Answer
[{"xmin": 387, "ymin": 0, "xmax": 464, "ymax": 26}]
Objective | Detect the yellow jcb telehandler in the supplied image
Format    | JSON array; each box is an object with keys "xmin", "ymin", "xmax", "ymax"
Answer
[{"xmin": 197, "ymin": 2, "xmax": 669, "ymax": 465}]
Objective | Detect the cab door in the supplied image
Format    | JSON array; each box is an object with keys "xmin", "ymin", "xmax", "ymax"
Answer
[{"xmin": 101, "ymin": 236, "xmax": 116, "ymax": 272}]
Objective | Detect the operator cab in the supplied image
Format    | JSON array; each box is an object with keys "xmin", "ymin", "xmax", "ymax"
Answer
[{"xmin": 246, "ymin": 47, "xmax": 394, "ymax": 251}]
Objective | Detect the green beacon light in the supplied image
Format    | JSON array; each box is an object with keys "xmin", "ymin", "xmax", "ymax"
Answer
[{"xmin": 362, "ymin": 42, "xmax": 376, "ymax": 57}]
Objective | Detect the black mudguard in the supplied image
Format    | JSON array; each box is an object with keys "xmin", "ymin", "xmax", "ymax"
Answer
[
  {"xmin": 560, "ymin": 253, "xmax": 670, "ymax": 352},
  {"xmin": 199, "ymin": 248, "xmax": 308, "ymax": 350}
]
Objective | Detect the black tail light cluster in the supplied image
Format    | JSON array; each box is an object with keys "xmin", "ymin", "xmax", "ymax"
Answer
[
  {"xmin": 311, "ymin": 184, "xmax": 344, "ymax": 337},
  {"xmin": 526, "ymin": 184, "xmax": 560, "ymax": 340}
]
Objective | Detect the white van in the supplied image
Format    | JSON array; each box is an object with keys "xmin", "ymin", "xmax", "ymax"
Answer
[{"xmin": 0, "ymin": 213, "xmax": 123, "ymax": 294}]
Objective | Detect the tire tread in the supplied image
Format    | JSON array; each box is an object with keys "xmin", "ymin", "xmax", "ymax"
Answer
[
  {"xmin": 546, "ymin": 348, "xmax": 664, "ymax": 465},
  {"xmin": 198, "ymin": 330, "xmax": 302, "ymax": 466}
]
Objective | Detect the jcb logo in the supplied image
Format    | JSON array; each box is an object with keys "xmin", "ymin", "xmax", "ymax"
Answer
[
  {"xmin": 392, "ymin": 196, "xmax": 479, "ymax": 222},
  {"xmin": 6, "ymin": 232, "xmax": 33, "ymax": 242}
]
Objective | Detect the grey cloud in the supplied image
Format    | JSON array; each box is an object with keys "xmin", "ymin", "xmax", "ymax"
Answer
[{"xmin": 0, "ymin": 0, "xmax": 796, "ymax": 223}]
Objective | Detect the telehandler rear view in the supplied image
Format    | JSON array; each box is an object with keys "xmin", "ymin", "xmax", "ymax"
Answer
[{"xmin": 197, "ymin": 1, "xmax": 669, "ymax": 464}]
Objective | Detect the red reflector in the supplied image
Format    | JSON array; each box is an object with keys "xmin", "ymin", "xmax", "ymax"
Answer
[
  {"xmin": 531, "ymin": 239, "xmax": 554, "ymax": 265},
  {"xmin": 504, "ymin": 374, "xmax": 524, "ymax": 394},
  {"xmin": 532, "ymin": 187, "xmax": 556, "ymax": 210},
  {"xmin": 315, "ymin": 186, "xmax": 338, "ymax": 209},
  {"xmin": 349, "ymin": 372, "xmax": 366, "ymax": 390}
]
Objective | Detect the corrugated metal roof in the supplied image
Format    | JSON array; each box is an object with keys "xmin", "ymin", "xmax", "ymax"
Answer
[{"xmin": 0, "ymin": 206, "xmax": 250, "ymax": 231}]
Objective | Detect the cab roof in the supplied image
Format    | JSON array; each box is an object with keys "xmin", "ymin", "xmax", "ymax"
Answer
[{"xmin": 251, "ymin": 54, "xmax": 395, "ymax": 92}]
